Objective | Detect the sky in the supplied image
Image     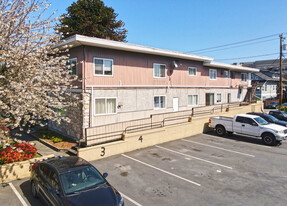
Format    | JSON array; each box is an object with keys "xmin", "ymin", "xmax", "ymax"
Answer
[{"xmin": 48, "ymin": 0, "xmax": 287, "ymax": 64}]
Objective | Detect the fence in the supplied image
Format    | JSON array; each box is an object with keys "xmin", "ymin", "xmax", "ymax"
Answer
[{"xmin": 84, "ymin": 101, "xmax": 248, "ymax": 146}]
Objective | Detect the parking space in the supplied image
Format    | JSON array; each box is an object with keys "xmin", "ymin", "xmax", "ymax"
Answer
[{"xmin": 2, "ymin": 132, "xmax": 287, "ymax": 206}]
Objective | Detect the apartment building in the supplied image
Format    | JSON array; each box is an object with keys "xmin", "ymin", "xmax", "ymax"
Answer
[{"xmin": 54, "ymin": 35, "xmax": 259, "ymax": 139}]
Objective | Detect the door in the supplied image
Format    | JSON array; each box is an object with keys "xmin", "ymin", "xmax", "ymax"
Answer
[
  {"xmin": 240, "ymin": 117, "xmax": 260, "ymax": 136},
  {"xmin": 206, "ymin": 93, "xmax": 214, "ymax": 106},
  {"xmin": 233, "ymin": 116, "xmax": 244, "ymax": 133},
  {"xmin": 173, "ymin": 98, "xmax": 179, "ymax": 112},
  {"xmin": 227, "ymin": 93, "xmax": 231, "ymax": 103}
]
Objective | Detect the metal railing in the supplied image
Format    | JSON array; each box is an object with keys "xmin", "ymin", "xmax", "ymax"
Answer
[{"xmin": 84, "ymin": 101, "xmax": 247, "ymax": 146}]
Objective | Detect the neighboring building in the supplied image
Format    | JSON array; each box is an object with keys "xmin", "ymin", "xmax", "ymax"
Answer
[
  {"xmin": 241, "ymin": 59, "xmax": 287, "ymax": 73},
  {"xmin": 251, "ymin": 71, "xmax": 279, "ymax": 100},
  {"xmin": 53, "ymin": 35, "xmax": 259, "ymax": 140}
]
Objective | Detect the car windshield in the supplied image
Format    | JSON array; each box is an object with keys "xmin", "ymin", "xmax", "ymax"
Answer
[
  {"xmin": 280, "ymin": 111, "xmax": 287, "ymax": 117},
  {"xmin": 60, "ymin": 166, "xmax": 106, "ymax": 195},
  {"xmin": 266, "ymin": 115, "xmax": 278, "ymax": 121},
  {"xmin": 254, "ymin": 117, "xmax": 269, "ymax": 125}
]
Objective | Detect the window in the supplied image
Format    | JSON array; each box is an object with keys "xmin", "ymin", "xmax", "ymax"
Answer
[
  {"xmin": 227, "ymin": 93, "xmax": 231, "ymax": 103},
  {"xmin": 66, "ymin": 58, "xmax": 77, "ymax": 75},
  {"xmin": 154, "ymin": 64, "xmax": 166, "ymax": 78},
  {"xmin": 154, "ymin": 96, "xmax": 166, "ymax": 109},
  {"xmin": 217, "ymin": 93, "xmax": 222, "ymax": 103},
  {"xmin": 223, "ymin": 70, "xmax": 229, "ymax": 78},
  {"xmin": 94, "ymin": 58, "xmax": 113, "ymax": 76},
  {"xmin": 50, "ymin": 171, "xmax": 60, "ymax": 191},
  {"xmin": 231, "ymin": 72, "xmax": 235, "ymax": 79},
  {"xmin": 188, "ymin": 95, "xmax": 198, "ymax": 106},
  {"xmin": 95, "ymin": 98, "xmax": 116, "ymax": 115},
  {"xmin": 188, "ymin": 67, "xmax": 197, "ymax": 76},
  {"xmin": 235, "ymin": 116, "xmax": 244, "ymax": 123},
  {"xmin": 241, "ymin": 73, "xmax": 247, "ymax": 82},
  {"xmin": 209, "ymin": 69, "xmax": 217, "ymax": 80}
]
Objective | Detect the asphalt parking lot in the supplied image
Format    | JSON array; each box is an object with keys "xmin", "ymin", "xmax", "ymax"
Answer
[{"xmin": 2, "ymin": 132, "xmax": 287, "ymax": 206}]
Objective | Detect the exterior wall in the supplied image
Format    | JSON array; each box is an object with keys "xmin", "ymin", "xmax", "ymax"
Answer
[
  {"xmin": 89, "ymin": 87, "xmax": 246, "ymax": 127},
  {"xmin": 256, "ymin": 82, "xmax": 278, "ymax": 100},
  {"xmin": 69, "ymin": 46, "xmax": 249, "ymax": 88}
]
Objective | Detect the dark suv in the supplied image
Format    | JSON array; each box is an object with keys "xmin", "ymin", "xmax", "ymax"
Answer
[
  {"xmin": 30, "ymin": 156, "xmax": 124, "ymax": 206},
  {"xmin": 269, "ymin": 111, "xmax": 287, "ymax": 122}
]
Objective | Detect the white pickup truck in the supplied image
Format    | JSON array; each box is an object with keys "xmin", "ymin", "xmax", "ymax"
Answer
[{"xmin": 209, "ymin": 114, "xmax": 287, "ymax": 146}]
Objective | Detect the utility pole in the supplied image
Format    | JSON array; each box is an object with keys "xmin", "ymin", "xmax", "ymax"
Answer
[{"xmin": 279, "ymin": 34, "xmax": 285, "ymax": 105}]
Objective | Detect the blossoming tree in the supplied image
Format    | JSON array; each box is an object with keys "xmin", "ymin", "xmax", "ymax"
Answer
[{"xmin": 0, "ymin": 0, "xmax": 78, "ymax": 132}]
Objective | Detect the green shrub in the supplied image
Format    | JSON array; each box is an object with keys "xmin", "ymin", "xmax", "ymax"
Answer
[{"xmin": 36, "ymin": 128, "xmax": 65, "ymax": 143}]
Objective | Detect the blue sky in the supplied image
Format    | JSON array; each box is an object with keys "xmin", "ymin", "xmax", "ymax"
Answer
[{"xmin": 49, "ymin": 0, "xmax": 287, "ymax": 64}]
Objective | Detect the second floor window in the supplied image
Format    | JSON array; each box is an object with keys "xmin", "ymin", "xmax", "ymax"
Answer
[
  {"xmin": 66, "ymin": 58, "xmax": 77, "ymax": 75},
  {"xmin": 94, "ymin": 58, "xmax": 113, "ymax": 76},
  {"xmin": 241, "ymin": 73, "xmax": 247, "ymax": 82},
  {"xmin": 154, "ymin": 63, "xmax": 166, "ymax": 78},
  {"xmin": 188, "ymin": 67, "xmax": 197, "ymax": 76},
  {"xmin": 223, "ymin": 70, "xmax": 229, "ymax": 78},
  {"xmin": 209, "ymin": 69, "xmax": 217, "ymax": 80}
]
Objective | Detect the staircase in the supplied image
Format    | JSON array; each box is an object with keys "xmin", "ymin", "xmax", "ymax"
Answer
[{"xmin": 243, "ymin": 83, "xmax": 259, "ymax": 103}]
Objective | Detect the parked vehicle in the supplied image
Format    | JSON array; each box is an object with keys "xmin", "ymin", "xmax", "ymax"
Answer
[
  {"xmin": 209, "ymin": 114, "xmax": 287, "ymax": 146},
  {"xmin": 282, "ymin": 103, "xmax": 287, "ymax": 106},
  {"xmin": 30, "ymin": 156, "xmax": 124, "ymax": 206},
  {"xmin": 269, "ymin": 111, "xmax": 287, "ymax": 122},
  {"xmin": 266, "ymin": 101, "xmax": 279, "ymax": 109},
  {"xmin": 247, "ymin": 112, "xmax": 287, "ymax": 127}
]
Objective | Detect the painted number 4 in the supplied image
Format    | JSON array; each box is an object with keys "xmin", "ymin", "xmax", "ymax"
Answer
[{"xmin": 139, "ymin": 136, "xmax": 143, "ymax": 143}]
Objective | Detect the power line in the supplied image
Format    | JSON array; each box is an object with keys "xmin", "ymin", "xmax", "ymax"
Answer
[
  {"xmin": 186, "ymin": 33, "xmax": 286, "ymax": 53},
  {"xmin": 215, "ymin": 52, "xmax": 279, "ymax": 61},
  {"xmin": 195, "ymin": 38, "xmax": 277, "ymax": 54}
]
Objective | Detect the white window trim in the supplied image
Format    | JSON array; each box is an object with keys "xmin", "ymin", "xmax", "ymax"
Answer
[
  {"xmin": 93, "ymin": 57, "xmax": 114, "ymax": 77},
  {"xmin": 67, "ymin": 57, "xmax": 78, "ymax": 76},
  {"xmin": 153, "ymin": 95, "xmax": 166, "ymax": 110},
  {"xmin": 188, "ymin": 67, "xmax": 197, "ymax": 76},
  {"xmin": 216, "ymin": 93, "xmax": 222, "ymax": 103},
  {"xmin": 209, "ymin": 69, "xmax": 217, "ymax": 80},
  {"xmin": 241, "ymin": 73, "xmax": 247, "ymax": 82},
  {"xmin": 187, "ymin": 94, "xmax": 199, "ymax": 106},
  {"xmin": 153, "ymin": 63, "xmax": 166, "ymax": 78},
  {"xmin": 94, "ymin": 97, "xmax": 117, "ymax": 116}
]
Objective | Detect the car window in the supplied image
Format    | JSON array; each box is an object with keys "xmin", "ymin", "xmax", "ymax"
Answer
[
  {"xmin": 40, "ymin": 164, "xmax": 51, "ymax": 181},
  {"xmin": 281, "ymin": 112, "xmax": 287, "ymax": 117},
  {"xmin": 266, "ymin": 115, "xmax": 278, "ymax": 121},
  {"xmin": 50, "ymin": 170, "xmax": 60, "ymax": 191},
  {"xmin": 60, "ymin": 166, "xmax": 106, "ymax": 195},
  {"xmin": 245, "ymin": 118, "xmax": 257, "ymax": 125},
  {"xmin": 254, "ymin": 117, "xmax": 269, "ymax": 125},
  {"xmin": 235, "ymin": 116, "xmax": 244, "ymax": 123}
]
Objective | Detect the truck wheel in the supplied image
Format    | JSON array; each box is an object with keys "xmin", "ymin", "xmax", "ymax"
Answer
[
  {"xmin": 216, "ymin": 125, "xmax": 226, "ymax": 136},
  {"xmin": 261, "ymin": 133, "xmax": 276, "ymax": 146}
]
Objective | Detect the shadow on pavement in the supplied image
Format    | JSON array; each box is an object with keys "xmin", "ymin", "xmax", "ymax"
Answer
[{"xmin": 20, "ymin": 180, "xmax": 44, "ymax": 206}]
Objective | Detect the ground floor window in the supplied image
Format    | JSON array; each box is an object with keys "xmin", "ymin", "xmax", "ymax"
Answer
[
  {"xmin": 188, "ymin": 95, "xmax": 198, "ymax": 106},
  {"xmin": 217, "ymin": 93, "xmax": 222, "ymax": 103},
  {"xmin": 154, "ymin": 96, "xmax": 166, "ymax": 109},
  {"xmin": 206, "ymin": 93, "xmax": 214, "ymax": 106},
  {"xmin": 95, "ymin": 98, "xmax": 116, "ymax": 115}
]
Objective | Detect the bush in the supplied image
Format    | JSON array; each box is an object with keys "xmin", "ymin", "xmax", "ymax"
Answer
[
  {"xmin": 0, "ymin": 141, "xmax": 38, "ymax": 164},
  {"xmin": 36, "ymin": 128, "xmax": 64, "ymax": 143}
]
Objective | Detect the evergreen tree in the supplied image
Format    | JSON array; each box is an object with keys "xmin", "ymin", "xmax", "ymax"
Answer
[{"xmin": 58, "ymin": 0, "xmax": 127, "ymax": 41}]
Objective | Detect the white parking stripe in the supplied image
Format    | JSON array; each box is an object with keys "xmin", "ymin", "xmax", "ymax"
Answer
[
  {"xmin": 181, "ymin": 139, "xmax": 255, "ymax": 157},
  {"xmin": 155, "ymin": 145, "xmax": 233, "ymax": 170},
  {"xmin": 201, "ymin": 133, "xmax": 272, "ymax": 149},
  {"xmin": 9, "ymin": 183, "xmax": 28, "ymax": 206},
  {"xmin": 122, "ymin": 154, "xmax": 201, "ymax": 187},
  {"xmin": 120, "ymin": 192, "xmax": 143, "ymax": 206}
]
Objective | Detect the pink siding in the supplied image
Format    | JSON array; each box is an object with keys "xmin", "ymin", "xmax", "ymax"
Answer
[{"xmin": 71, "ymin": 46, "xmax": 248, "ymax": 88}]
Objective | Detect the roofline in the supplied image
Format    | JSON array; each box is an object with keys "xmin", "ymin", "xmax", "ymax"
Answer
[
  {"xmin": 56, "ymin": 34, "xmax": 214, "ymax": 62},
  {"xmin": 203, "ymin": 61, "xmax": 259, "ymax": 72}
]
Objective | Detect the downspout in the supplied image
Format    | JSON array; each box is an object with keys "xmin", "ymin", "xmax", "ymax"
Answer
[{"xmin": 82, "ymin": 45, "xmax": 87, "ymax": 143}]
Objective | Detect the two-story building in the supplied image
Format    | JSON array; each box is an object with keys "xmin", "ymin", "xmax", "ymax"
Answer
[{"xmin": 54, "ymin": 34, "xmax": 259, "ymax": 140}]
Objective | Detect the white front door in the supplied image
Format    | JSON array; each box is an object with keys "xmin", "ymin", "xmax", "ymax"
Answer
[{"xmin": 173, "ymin": 98, "xmax": 179, "ymax": 112}]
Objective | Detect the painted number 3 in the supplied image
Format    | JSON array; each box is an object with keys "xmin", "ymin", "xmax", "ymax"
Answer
[
  {"xmin": 139, "ymin": 136, "xmax": 143, "ymax": 143},
  {"xmin": 101, "ymin": 147, "xmax": 105, "ymax": 156}
]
